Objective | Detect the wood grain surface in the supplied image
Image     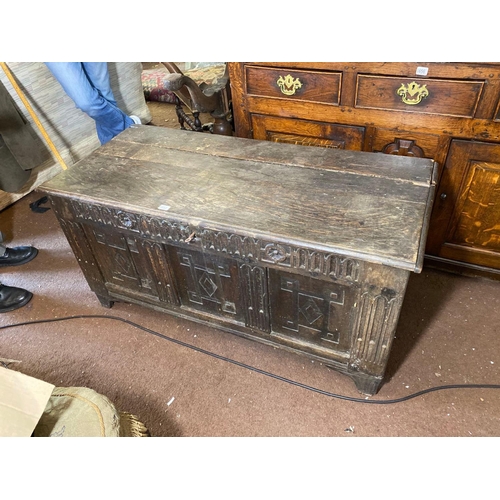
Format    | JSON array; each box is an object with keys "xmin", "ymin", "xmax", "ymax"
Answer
[{"xmin": 39, "ymin": 126, "xmax": 437, "ymax": 271}]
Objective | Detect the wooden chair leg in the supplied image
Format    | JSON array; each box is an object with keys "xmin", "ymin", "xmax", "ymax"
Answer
[{"xmin": 174, "ymin": 97, "xmax": 203, "ymax": 132}]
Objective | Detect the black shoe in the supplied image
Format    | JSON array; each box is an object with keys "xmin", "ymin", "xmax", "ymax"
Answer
[
  {"xmin": 0, "ymin": 246, "xmax": 38, "ymax": 267},
  {"xmin": 0, "ymin": 284, "xmax": 33, "ymax": 313}
]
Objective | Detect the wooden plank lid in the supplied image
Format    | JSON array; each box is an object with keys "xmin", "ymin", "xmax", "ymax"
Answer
[{"xmin": 39, "ymin": 126, "xmax": 437, "ymax": 272}]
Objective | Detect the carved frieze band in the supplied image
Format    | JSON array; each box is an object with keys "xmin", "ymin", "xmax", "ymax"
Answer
[
  {"xmin": 350, "ymin": 289, "xmax": 400, "ymax": 368},
  {"xmin": 70, "ymin": 201, "xmax": 194, "ymax": 243},
  {"xmin": 69, "ymin": 201, "xmax": 360, "ymax": 282},
  {"xmin": 201, "ymin": 230, "xmax": 360, "ymax": 283}
]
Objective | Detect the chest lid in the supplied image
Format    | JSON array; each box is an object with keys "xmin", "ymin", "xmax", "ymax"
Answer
[{"xmin": 39, "ymin": 126, "xmax": 437, "ymax": 272}]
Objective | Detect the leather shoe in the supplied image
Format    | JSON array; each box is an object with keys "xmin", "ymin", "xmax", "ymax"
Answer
[
  {"xmin": 0, "ymin": 246, "xmax": 38, "ymax": 267},
  {"xmin": 0, "ymin": 284, "xmax": 33, "ymax": 313}
]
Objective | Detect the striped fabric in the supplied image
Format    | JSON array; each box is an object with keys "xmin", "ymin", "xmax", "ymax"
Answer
[{"xmin": 0, "ymin": 62, "xmax": 152, "ymax": 172}]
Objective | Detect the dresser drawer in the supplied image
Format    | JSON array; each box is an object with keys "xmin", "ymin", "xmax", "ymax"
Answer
[
  {"xmin": 355, "ymin": 75, "xmax": 484, "ymax": 118},
  {"xmin": 245, "ymin": 65, "xmax": 341, "ymax": 105}
]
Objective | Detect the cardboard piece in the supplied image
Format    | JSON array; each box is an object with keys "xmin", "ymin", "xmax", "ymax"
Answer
[{"xmin": 0, "ymin": 366, "xmax": 55, "ymax": 437}]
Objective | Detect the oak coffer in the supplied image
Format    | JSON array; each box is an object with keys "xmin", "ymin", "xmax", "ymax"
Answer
[{"xmin": 38, "ymin": 125, "xmax": 437, "ymax": 395}]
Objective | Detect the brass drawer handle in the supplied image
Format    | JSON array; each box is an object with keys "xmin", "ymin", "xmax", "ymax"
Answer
[
  {"xmin": 396, "ymin": 81, "xmax": 429, "ymax": 105},
  {"xmin": 276, "ymin": 74, "xmax": 302, "ymax": 96}
]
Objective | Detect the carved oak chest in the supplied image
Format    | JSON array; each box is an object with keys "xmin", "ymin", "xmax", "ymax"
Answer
[{"xmin": 39, "ymin": 126, "xmax": 437, "ymax": 395}]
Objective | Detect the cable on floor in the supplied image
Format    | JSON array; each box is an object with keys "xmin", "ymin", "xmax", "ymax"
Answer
[{"xmin": 1, "ymin": 314, "xmax": 499, "ymax": 405}]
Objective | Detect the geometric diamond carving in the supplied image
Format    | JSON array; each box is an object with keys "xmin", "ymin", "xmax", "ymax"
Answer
[
  {"xmin": 300, "ymin": 297, "xmax": 323, "ymax": 325},
  {"xmin": 199, "ymin": 271, "xmax": 217, "ymax": 297}
]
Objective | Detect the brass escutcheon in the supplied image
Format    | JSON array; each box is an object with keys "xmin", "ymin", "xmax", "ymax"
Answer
[
  {"xmin": 396, "ymin": 81, "xmax": 429, "ymax": 105},
  {"xmin": 276, "ymin": 74, "xmax": 302, "ymax": 96}
]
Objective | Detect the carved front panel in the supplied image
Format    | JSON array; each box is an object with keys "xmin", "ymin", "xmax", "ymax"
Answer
[
  {"xmin": 168, "ymin": 247, "xmax": 246, "ymax": 324},
  {"xmin": 84, "ymin": 225, "xmax": 179, "ymax": 305},
  {"xmin": 268, "ymin": 269, "xmax": 355, "ymax": 354}
]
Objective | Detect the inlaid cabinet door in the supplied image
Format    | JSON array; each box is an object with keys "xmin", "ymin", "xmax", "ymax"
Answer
[{"xmin": 428, "ymin": 140, "xmax": 500, "ymax": 269}]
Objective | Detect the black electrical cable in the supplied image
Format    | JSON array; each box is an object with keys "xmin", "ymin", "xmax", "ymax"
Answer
[{"xmin": 2, "ymin": 314, "xmax": 499, "ymax": 404}]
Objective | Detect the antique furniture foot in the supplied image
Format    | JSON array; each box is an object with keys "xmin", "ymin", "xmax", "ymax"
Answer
[
  {"xmin": 349, "ymin": 372, "xmax": 384, "ymax": 396},
  {"xmin": 97, "ymin": 296, "xmax": 114, "ymax": 308}
]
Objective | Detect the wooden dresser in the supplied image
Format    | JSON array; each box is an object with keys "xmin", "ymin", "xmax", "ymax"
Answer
[
  {"xmin": 228, "ymin": 62, "xmax": 500, "ymax": 279},
  {"xmin": 38, "ymin": 126, "xmax": 436, "ymax": 395}
]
